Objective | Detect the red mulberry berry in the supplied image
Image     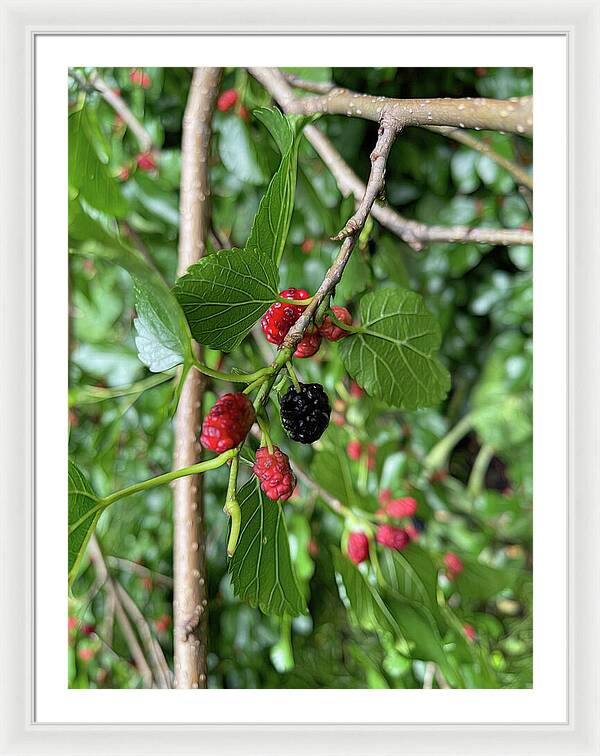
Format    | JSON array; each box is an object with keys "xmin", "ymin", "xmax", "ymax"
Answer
[
  {"xmin": 217, "ymin": 88, "xmax": 238, "ymax": 112},
  {"xmin": 252, "ymin": 446, "xmax": 296, "ymax": 501},
  {"xmin": 350, "ymin": 381, "xmax": 364, "ymax": 398},
  {"xmin": 136, "ymin": 152, "xmax": 157, "ymax": 171},
  {"xmin": 294, "ymin": 330, "xmax": 321, "ymax": 358},
  {"xmin": 444, "ymin": 551, "xmax": 464, "ymax": 580},
  {"xmin": 463, "ymin": 623, "xmax": 477, "ymax": 642},
  {"xmin": 129, "ymin": 69, "xmax": 152, "ymax": 89},
  {"xmin": 386, "ymin": 496, "xmax": 417, "ymax": 519},
  {"xmin": 347, "ymin": 439, "xmax": 362, "ymax": 461},
  {"xmin": 239, "ymin": 104, "xmax": 250, "ymax": 122},
  {"xmin": 261, "ymin": 288, "xmax": 310, "ymax": 345},
  {"xmin": 200, "ymin": 393, "xmax": 255, "ymax": 453},
  {"xmin": 301, "ymin": 239, "xmax": 315, "ymax": 254},
  {"xmin": 319, "ymin": 306, "xmax": 352, "ymax": 341},
  {"xmin": 376, "ymin": 524, "xmax": 410, "ymax": 551},
  {"xmin": 347, "ymin": 532, "xmax": 369, "ymax": 564}
]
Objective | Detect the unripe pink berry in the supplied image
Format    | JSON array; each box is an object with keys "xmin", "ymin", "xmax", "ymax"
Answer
[{"xmin": 347, "ymin": 532, "xmax": 369, "ymax": 564}]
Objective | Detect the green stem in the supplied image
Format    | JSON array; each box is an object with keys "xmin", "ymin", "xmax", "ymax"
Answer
[
  {"xmin": 257, "ymin": 414, "xmax": 274, "ymax": 454},
  {"xmin": 68, "ymin": 372, "xmax": 174, "ymax": 407},
  {"xmin": 224, "ymin": 455, "xmax": 241, "ymax": 557},
  {"xmin": 467, "ymin": 443, "xmax": 495, "ymax": 500},
  {"xmin": 278, "ymin": 296, "xmax": 313, "ymax": 306},
  {"xmin": 101, "ymin": 449, "xmax": 236, "ymax": 509},
  {"xmin": 423, "ymin": 413, "xmax": 474, "ymax": 473},
  {"xmin": 192, "ymin": 359, "xmax": 272, "ymax": 384},
  {"xmin": 327, "ymin": 310, "xmax": 361, "ymax": 334},
  {"xmin": 286, "ymin": 361, "xmax": 301, "ymax": 392}
]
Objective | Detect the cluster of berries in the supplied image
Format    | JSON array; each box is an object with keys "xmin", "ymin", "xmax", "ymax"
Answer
[
  {"xmin": 217, "ymin": 88, "xmax": 250, "ymax": 121},
  {"xmin": 347, "ymin": 439, "xmax": 377, "ymax": 470},
  {"xmin": 261, "ymin": 287, "xmax": 352, "ymax": 358},
  {"xmin": 200, "ymin": 385, "xmax": 331, "ymax": 502},
  {"xmin": 346, "ymin": 494, "xmax": 420, "ymax": 565}
]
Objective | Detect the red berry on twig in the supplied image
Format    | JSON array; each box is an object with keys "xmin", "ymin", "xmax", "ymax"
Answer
[
  {"xmin": 253, "ymin": 446, "xmax": 296, "ymax": 501},
  {"xmin": 444, "ymin": 551, "xmax": 464, "ymax": 581},
  {"xmin": 200, "ymin": 393, "xmax": 255, "ymax": 453},
  {"xmin": 347, "ymin": 439, "xmax": 362, "ymax": 461},
  {"xmin": 376, "ymin": 524, "xmax": 410, "ymax": 551},
  {"xmin": 319, "ymin": 306, "xmax": 353, "ymax": 341},
  {"xmin": 136, "ymin": 152, "xmax": 157, "ymax": 171},
  {"xmin": 347, "ymin": 532, "xmax": 370, "ymax": 564},
  {"xmin": 294, "ymin": 330, "xmax": 321, "ymax": 358},
  {"xmin": 261, "ymin": 288, "xmax": 310, "ymax": 345},
  {"xmin": 217, "ymin": 89, "xmax": 238, "ymax": 112},
  {"xmin": 130, "ymin": 69, "xmax": 152, "ymax": 89}
]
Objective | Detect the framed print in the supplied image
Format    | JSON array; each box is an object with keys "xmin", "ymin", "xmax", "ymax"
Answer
[{"xmin": 0, "ymin": 1, "xmax": 598, "ymax": 754}]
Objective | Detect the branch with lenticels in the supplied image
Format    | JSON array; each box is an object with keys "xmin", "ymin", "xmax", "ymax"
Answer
[{"xmin": 249, "ymin": 68, "xmax": 533, "ymax": 251}]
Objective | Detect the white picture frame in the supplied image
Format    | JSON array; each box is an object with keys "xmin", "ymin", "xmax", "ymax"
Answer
[{"xmin": 1, "ymin": 1, "xmax": 598, "ymax": 753}]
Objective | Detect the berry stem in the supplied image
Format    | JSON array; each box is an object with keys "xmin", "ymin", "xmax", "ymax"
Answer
[
  {"xmin": 256, "ymin": 413, "xmax": 274, "ymax": 454},
  {"xmin": 286, "ymin": 361, "xmax": 301, "ymax": 392},
  {"xmin": 423, "ymin": 412, "xmax": 474, "ymax": 474},
  {"xmin": 278, "ymin": 295, "xmax": 314, "ymax": 306},
  {"xmin": 192, "ymin": 359, "xmax": 273, "ymax": 385},
  {"xmin": 70, "ymin": 449, "xmax": 238, "ymax": 534},
  {"xmin": 224, "ymin": 455, "xmax": 241, "ymax": 557},
  {"xmin": 327, "ymin": 310, "xmax": 362, "ymax": 334}
]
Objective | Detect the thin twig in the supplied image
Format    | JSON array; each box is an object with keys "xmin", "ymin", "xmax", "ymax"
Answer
[
  {"xmin": 280, "ymin": 72, "xmax": 335, "ymax": 94},
  {"xmin": 87, "ymin": 70, "xmax": 154, "ymax": 153},
  {"xmin": 424, "ymin": 125, "xmax": 533, "ymax": 191},
  {"xmin": 250, "ymin": 67, "xmax": 533, "ymax": 136},
  {"xmin": 249, "ymin": 68, "xmax": 533, "ymax": 251},
  {"xmin": 173, "ymin": 66, "xmax": 222, "ymax": 690},
  {"xmin": 106, "ymin": 555, "xmax": 174, "ymax": 588},
  {"xmin": 281, "ymin": 115, "xmax": 399, "ymax": 352},
  {"xmin": 87, "ymin": 535, "xmax": 154, "ymax": 688},
  {"xmin": 333, "ymin": 116, "xmax": 398, "ymax": 240},
  {"xmin": 114, "ymin": 583, "xmax": 171, "ymax": 689}
]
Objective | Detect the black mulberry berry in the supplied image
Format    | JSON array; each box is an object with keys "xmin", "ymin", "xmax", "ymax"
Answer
[{"xmin": 280, "ymin": 383, "xmax": 331, "ymax": 444}]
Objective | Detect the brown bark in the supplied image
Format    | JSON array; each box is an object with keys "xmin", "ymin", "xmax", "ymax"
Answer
[{"xmin": 173, "ymin": 67, "xmax": 222, "ymax": 689}]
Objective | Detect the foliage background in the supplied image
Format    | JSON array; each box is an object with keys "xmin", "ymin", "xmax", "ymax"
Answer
[{"xmin": 68, "ymin": 67, "xmax": 533, "ymax": 689}]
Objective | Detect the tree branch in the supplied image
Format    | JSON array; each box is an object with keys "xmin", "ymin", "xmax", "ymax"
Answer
[
  {"xmin": 173, "ymin": 66, "xmax": 222, "ymax": 690},
  {"xmin": 87, "ymin": 535, "xmax": 154, "ymax": 688},
  {"xmin": 85, "ymin": 70, "xmax": 154, "ymax": 153},
  {"xmin": 279, "ymin": 72, "xmax": 533, "ymax": 191},
  {"xmin": 282, "ymin": 126, "xmax": 398, "ymax": 352},
  {"xmin": 250, "ymin": 67, "xmax": 533, "ymax": 136},
  {"xmin": 114, "ymin": 582, "xmax": 172, "ymax": 689},
  {"xmin": 250, "ymin": 68, "xmax": 533, "ymax": 251}
]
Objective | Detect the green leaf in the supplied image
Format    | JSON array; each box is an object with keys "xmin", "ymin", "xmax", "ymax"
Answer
[
  {"xmin": 229, "ymin": 479, "xmax": 307, "ymax": 617},
  {"xmin": 245, "ymin": 110, "xmax": 309, "ymax": 265},
  {"xmin": 253, "ymin": 107, "xmax": 294, "ymax": 155},
  {"xmin": 68, "ymin": 107, "xmax": 127, "ymax": 216},
  {"xmin": 68, "ymin": 461, "xmax": 103, "ymax": 587},
  {"xmin": 174, "ymin": 247, "xmax": 279, "ymax": 352},
  {"xmin": 311, "ymin": 447, "xmax": 378, "ymax": 513},
  {"xmin": 339, "ymin": 288, "xmax": 450, "ymax": 410},
  {"xmin": 216, "ymin": 115, "xmax": 267, "ymax": 186},
  {"xmin": 133, "ymin": 281, "xmax": 190, "ymax": 372},
  {"xmin": 379, "ymin": 544, "xmax": 442, "ymax": 624},
  {"xmin": 76, "ymin": 234, "xmax": 194, "ymax": 372},
  {"xmin": 453, "ymin": 556, "xmax": 518, "ymax": 600}
]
